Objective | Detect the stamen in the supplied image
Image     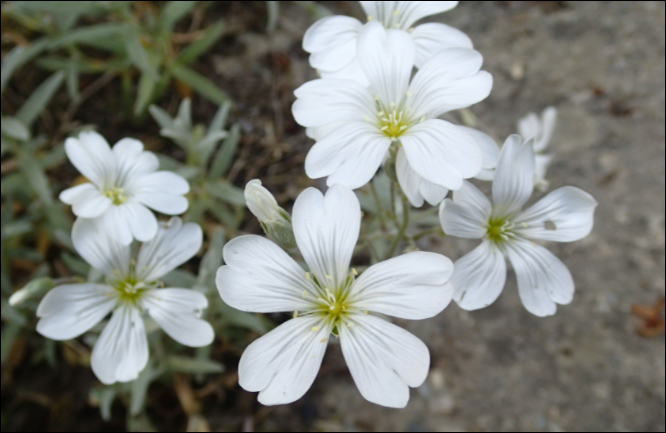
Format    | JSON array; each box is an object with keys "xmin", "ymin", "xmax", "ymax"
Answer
[
  {"xmin": 393, "ymin": 10, "xmax": 400, "ymax": 15},
  {"xmin": 312, "ymin": 326, "xmax": 319, "ymax": 332},
  {"xmin": 367, "ymin": 15, "xmax": 372, "ymax": 21},
  {"xmin": 305, "ymin": 272, "xmax": 311, "ymax": 281},
  {"xmin": 302, "ymin": 290, "xmax": 308, "ymax": 299},
  {"xmin": 293, "ymin": 311, "xmax": 299, "ymax": 318},
  {"xmin": 352, "ymin": 268, "xmax": 358, "ymax": 276}
]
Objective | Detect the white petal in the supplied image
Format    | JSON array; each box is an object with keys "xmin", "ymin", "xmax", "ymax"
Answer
[
  {"xmin": 101, "ymin": 205, "xmax": 133, "ymax": 246},
  {"xmin": 420, "ymin": 180, "xmax": 449, "ymax": 206},
  {"xmin": 517, "ymin": 113, "xmax": 540, "ymax": 142},
  {"xmin": 319, "ymin": 59, "xmax": 369, "ymax": 87},
  {"xmin": 292, "ymin": 186, "xmax": 361, "ymax": 289},
  {"xmin": 142, "ymin": 289, "xmax": 214, "ymax": 347},
  {"xmin": 136, "ymin": 217, "xmax": 202, "ymax": 282},
  {"xmin": 474, "ymin": 168, "xmax": 496, "ymax": 182},
  {"xmin": 396, "ymin": 147, "xmax": 425, "ymax": 207},
  {"xmin": 410, "ymin": 48, "xmax": 492, "ymax": 118},
  {"xmin": 536, "ymin": 107, "xmax": 557, "ymax": 153},
  {"xmin": 132, "ymin": 172, "xmax": 190, "ymax": 215},
  {"xmin": 112, "ymin": 138, "xmax": 159, "ymax": 188},
  {"xmin": 450, "ymin": 241, "xmax": 507, "ymax": 311},
  {"xmin": 293, "ymin": 79, "xmax": 375, "ymax": 128},
  {"xmin": 102, "ymin": 202, "xmax": 159, "ymax": 244},
  {"xmin": 91, "ymin": 305, "xmax": 149, "ymax": 385},
  {"xmin": 360, "ymin": 1, "xmax": 459, "ymax": 29},
  {"xmin": 515, "ymin": 187, "xmax": 597, "ymax": 242},
  {"xmin": 401, "ymin": 119, "xmax": 482, "ymax": 190},
  {"xmin": 64, "ymin": 131, "xmax": 116, "ymax": 190},
  {"xmin": 505, "ymin": 239, "xmax": 574, "ymax": 317},
  {"xmin": 350, "ymin": 252, "xmax": 454, "ymax": 319},
  {"xmin": 36, "ymin": 284, "xmax": 117, "ymax": 341},
  {"xmin": 239, "ymin": 317, "xmax": 330, "ymax": 406},
  {"xmin": 305, "ymin": 122, "xmax": 391, "ymax": 190},
  {"xmin": 340, "ymin": 314, "xmax": 429, "ymax": 409},
  {"xmin": 60, "ymin": 183, "xmax": 111, "ymax": 218},
  {"xmin": 396, "ymin": 148, "xmax": 448, "ymax": 207},
  {"xmin": 458, "ymin": 126, "xmax": 500, "ymax": 170},
  {"xmin": 492, "ymin": 135, "xmax": 535, "ymax": 217},
  {"xmin": 357, "ymin": 21, "xmax": 415, "ymax": 105},
  {"xmin": 304, "ymin": 16, "xmax": 362, "ymax": 72},
  {"xmin": 306, "ymin": 121, "xmax": 347, "ymax": 141},
  {"xmin": 72, "ymin": 218, "xmax": 131, "ymax": 278},
  {"xmin": 411, "ymin": 23, "xmax": 473, "ymax": 68},
  {"xmin": 440, "ymin": 180, "xmax": 492, "ymax": 239},
  {"xmin": 217, "ymin": 235, "xmax": 317, "ymax": 313}
]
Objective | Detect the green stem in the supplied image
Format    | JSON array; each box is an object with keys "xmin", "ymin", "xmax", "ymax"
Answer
[
  {"xmin": 412, "ymin": 228, "xmax": 445, "ymax": 242},
  {"xmin": 386, "ymin": 190, "xmax": 410, "ymax": 259},
  {"xmin": 369, "ymin": 181, "xmax": 387, "ymax": 230}
]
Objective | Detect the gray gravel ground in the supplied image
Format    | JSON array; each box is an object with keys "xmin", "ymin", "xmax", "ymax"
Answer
[{"xmin": 216, "ymin": 2, "xmax": 665, "ymax": 431}]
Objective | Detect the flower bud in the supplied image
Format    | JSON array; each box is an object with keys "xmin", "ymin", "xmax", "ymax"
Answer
[
  {"xmin": 245, "ymin": 180, "xmax": 296, "ymax": 249},
  {"xmin": 245, "ymin": 180, "xmax": 281, "ymax": 223}
]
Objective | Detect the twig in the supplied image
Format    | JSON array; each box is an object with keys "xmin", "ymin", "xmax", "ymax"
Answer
[
  {"xmin": 369, "ymin": 181, "xmax": 386, "ymax": 230},
  {"xmin": 65, "ymin": 71, "xmax": 117, "ymax": 121},
  {"xmin": 386, "ymin": 191, "xmax": 410, "ymax": 258}
]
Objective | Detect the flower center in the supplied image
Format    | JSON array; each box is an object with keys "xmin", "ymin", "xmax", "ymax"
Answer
[
  {"xmin": 486, "ymin": 217, "xmax": 515, "ymax": 244},
  {"xmin": 375, "ymin": 98, "xmax": 423, "ymax": 141},
  {"xmin": 112, "ymin": 277, "xmax": 146, "ymax": 305},
  {"xmin": 294, "ymin": 272, "xmax": 360, "ymax": 330},
  {"xmin": 368, "ymin": 9, "xmax": 409, "ymax": 30},
  {"xmin": 104, "ymin": 187, "xmax": 128, "ymax": 205}
]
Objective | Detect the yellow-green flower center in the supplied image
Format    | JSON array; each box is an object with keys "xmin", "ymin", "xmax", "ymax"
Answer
[
  {"xmin": 486, "ymin": 217, "xmax": 514, "ymax": 244},
  {"xmin": 104, "ymin": 187, "xmax": 128, "ymax": 205},
  {"xmin": 112, "ymin": 277, "xmax": 145, "ymax": 305}
]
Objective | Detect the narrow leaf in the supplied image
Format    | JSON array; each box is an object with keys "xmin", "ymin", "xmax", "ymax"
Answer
[
  {"xmin": 130, "ymin": 363, "xmax": 154, "ymax": 416},
  {"xmin": 134, "ymin": 72, "xmax": 156, "ymax": 116},
  {"xmin": 205, "ymin": 180, "xmax": 245, "ymax": 206},
  {"xmin": 0, "ymin": 117, "xmax": 30, "ymax": 141},
  {"xmin": 1, "ymin": 323, "xmax": 22, "ymax": 365},
  {"xmin": 219, "ymin": 302, "xmax": 269, "ymax": 334},
  {"xmin": 198, "ymin": 228, "xmax": 225, "ymax": 290},
  {"xmin": 170, "ymin": 63, "xmax": 230, "ymax": 106},
  {"xmin": 208, "ymin": 101, "xmax": 231, "ymax": 134},
  {"xmin": 177, "ymin": 22, "xmax": 225, "ymax": 65},
  {"xmin": 16, "ymin": 72, "xmax": 65, "ymax": 128},
  {"xmin": 125, "ymin": 30, "xmax": 159, "ymax": 80},
  {"xmin": 48, "ymin": 23, "xmax": 126, "ymax": 49},
  {"xmin": 1, "ymin": 39, "xmax": 49, "ymax": 95},
  {"xmin": 160, "ymin": 1, "xmax": 198, "ymax": 33},
  {"xmin": 8, "ymin": 277, "xmax": 54, "ymax": 307},
  {"xmin": 167, "ymin": 357, "xmax": 224, "ymax": 375},
  {"xmin": 149, "ymin": 105, "xmax": 175, "ymax": 129},
  {"xmin": 208, "ymin": 123, "xmax": 240, "ymax": 180},
  {"xmin": 17, "ymin": 149, "xmax": 54, "ymax": 205}
]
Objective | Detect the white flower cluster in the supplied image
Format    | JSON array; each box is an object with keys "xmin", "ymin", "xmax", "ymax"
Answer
[
  {"xmin": 224, "ymin": 1, "xmax": 597, "ymax": 409},
  {"xmin": 32, "ymin": 0, "xmax": 597, "ymax": 412},
  {"xmin": 38, "ymin": 132, "xmax": 213, "ymax": 384}
]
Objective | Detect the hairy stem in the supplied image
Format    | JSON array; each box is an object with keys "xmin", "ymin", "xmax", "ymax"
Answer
[
  {"xmin": 369, "ymin": 181, "xmax": 387, "ymax": 230},
  {"xmin": 387, "ymin": 190, "xmax": 410, "ymax": 259}
]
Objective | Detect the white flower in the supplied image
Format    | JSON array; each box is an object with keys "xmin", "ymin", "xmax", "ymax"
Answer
[
  {"xmin": 397, "ymin": 126, "xmax": 500, "ymax": 207},
  {"xmin": 59, "ymin": 131, "xmax": 190, "ymax": 245},
  {"xmin": 36, "ymin": 217, "xmax": 214, "ymax": 385},
  {"xmin": 245, "ymin": 179, "xmax": 282, "ymax": 223},
  {"xmin": 293, "ymin": 22, "xmax": 493, "ymax": 195},
  {"xmin": 304, "ymin": 1, "xmax": 470, "ymax": 85},
  {"xmin": 518, "ymin": 107, "xmax": 557, "ymax": 191},
  {"xmin": 439, "ymin": 135, "xmax": 597, "ymax": 317},
  {"xmin": 216, "ymin": 185, "xmax": 454, "ymax": 408}
]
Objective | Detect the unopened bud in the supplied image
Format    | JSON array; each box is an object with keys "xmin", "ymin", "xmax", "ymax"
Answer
[
  {"xmin": 264, "ymin": 217, "xmax": 297, "ymax": 250},
  {"xmin": 245, "ymin": 179, "xmax": 281, "ymax": 224}
]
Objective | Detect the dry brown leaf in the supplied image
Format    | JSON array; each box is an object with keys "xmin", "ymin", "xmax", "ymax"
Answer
[{"xmin": 174, "ymin": 374, "xmax": 201, "ymax": 416}]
